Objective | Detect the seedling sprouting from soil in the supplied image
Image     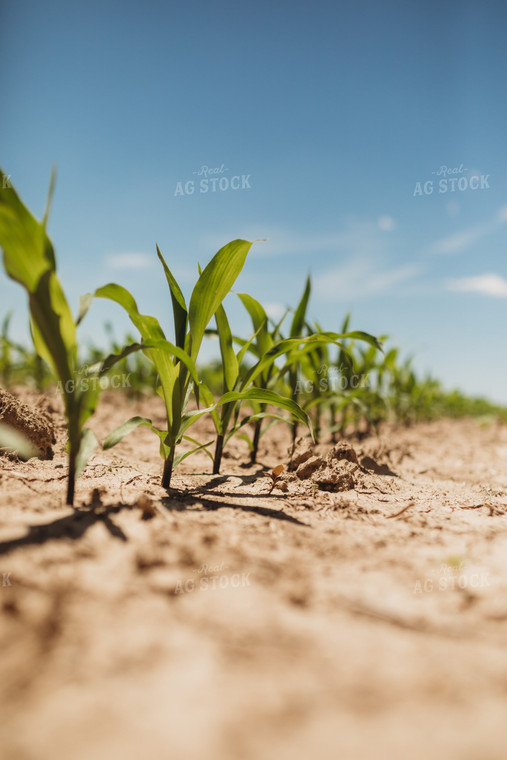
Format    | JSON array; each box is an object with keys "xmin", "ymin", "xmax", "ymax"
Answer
[
  {"xmin": 96, "ymin": 240, "xmax": 309, "ymax": 487},
  {"xmin": 0, "ymin": 169, "xmax": 99, "ymax": 505},
  {"xmin": 263, "ymin": 464, "xmax": 285, "ymax": 493}
]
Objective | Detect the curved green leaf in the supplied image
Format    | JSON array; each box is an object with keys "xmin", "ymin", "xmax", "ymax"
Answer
[
  {"xmin": 188, "ymin": 239, "xmax": 254, "ymax": 359},
  {"xmin": 290, "ymin": 275, "xmax": 311, "ymax": 337},
  {"xmin": 215, "ymin": 303, "xmax": 238, "ymax": 392},
  {"xmin": 75, "ymin": 428, "xmax": 98, "ymax": 478},
  {"xmin": 216, "ymin": 388, "xmax": 313, "ymax": 433},
  {"xmin": 103, "ymin": 415, "xmax": 165, "ymax": 449},
  {"xmin": 156, "ymin": 244, "xmax": 188, "ymax": 350}
]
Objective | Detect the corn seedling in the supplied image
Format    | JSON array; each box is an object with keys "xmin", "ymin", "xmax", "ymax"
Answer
[
  {"xmin": 204, "ymin": 293, "xmax": 289, "ymax": 464},
  {"xmin": 198, "ymin": 300, "xmax": 312, "ymax": 473},
  {"xmin": 0, "ymin": 169, "xmax": 99, "ymax": 505},
  {"xmin": 97, "ymin": 240, "xmax": 290, "ymax": 487},
  {"xmin": 272, "ymin": 278, "xmax": 381, "ymax": 448}
]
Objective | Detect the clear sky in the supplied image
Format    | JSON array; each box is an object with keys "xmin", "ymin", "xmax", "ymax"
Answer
[{"xmin": 1, "ymin": 0, "xmax": 507, "ymax": 401}]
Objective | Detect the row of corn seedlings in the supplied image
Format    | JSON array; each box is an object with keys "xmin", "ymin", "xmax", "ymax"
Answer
[
  {"xmin": 0, "ymin": 169, "xmax": 380, "ymax": 504},
  {"xmin": 1, "ymin": 169, "xmax": 505, "ymax": 505}
]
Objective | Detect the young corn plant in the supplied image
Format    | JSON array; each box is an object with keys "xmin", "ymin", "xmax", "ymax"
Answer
[
  {"xmin": 210, "ymin": 287, "xmax": 382, "ymax": 459},
  {"xmin": 230, "ymin": 292, "xmax": 288, "ymax": 464},
  {"xmin": 98, "ymin": 240, "xmax": 286, "ymax": 487},
  {"xmin": 275, "ymin": 277, "xmax": 382, "ymax": 448},
  {"xmin": 199, "ymin": 300, "xmax": 312, "ymax": 473},
  {"xmin": 0, "ymin": 169, "xmax": 99, "ymax": 505}
]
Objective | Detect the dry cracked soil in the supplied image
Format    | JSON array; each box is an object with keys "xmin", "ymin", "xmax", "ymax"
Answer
[{"xmin": 1, "ymin": 388, "xmax": 507, "ymax": 760}]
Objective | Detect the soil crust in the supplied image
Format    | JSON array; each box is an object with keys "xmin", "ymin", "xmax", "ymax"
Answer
[{"xmin": 1, "ymin": 389, "xmax": 507, "ymax": 759}]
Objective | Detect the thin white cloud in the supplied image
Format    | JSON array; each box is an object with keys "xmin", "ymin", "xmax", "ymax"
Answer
[
  {"xmin": 497, "ymin": 204, "xmax": 507, "ymax": 223},
  {"xmin": 428, "ymin": 225, "xmax": 489, "ymax": 255},
  {"xmin": 447, "ymin": 273, "xmax": 507, "ymax": 298},
  {"xmin": 105, "ymin": 252, "xmax": 154, "ymax": 269},
  {"xmin": 428, "ymin": 202, "xmax": 507, "ymax": 255},
  {"xmin": 200, "ymin": 217, "xmax": 396, "ymax": 260},
  {"xmin": 446, "ymin": 201, "xmax": 460, "ymax": 217},
  {"xmin": 314, "ymin": 256, "xmax": 421, "ymax": 301},
  {"xmin": 264, "ymin": 302, "xmax": 287, "ymax": 320},
  {"xmin": 377, "ymin": 215, "xmax": 395, "ymax": 232}
]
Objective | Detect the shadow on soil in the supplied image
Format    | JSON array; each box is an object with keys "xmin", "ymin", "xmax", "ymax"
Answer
[{"xmin": 0, "ymin": 504, "xmax": 130, "ymax": 556}]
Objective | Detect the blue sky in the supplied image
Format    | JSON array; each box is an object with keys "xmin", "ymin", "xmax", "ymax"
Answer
[{"xmin": 2, "ymin": 0, "xmax": 507, "ymax": 401}]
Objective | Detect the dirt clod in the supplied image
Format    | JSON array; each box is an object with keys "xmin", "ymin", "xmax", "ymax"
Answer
[
  {"xmin": 328, "ymin": 441, "xmax": 358, "ymax": 464},
  {"xmin": 296, "ymin": 455, "xmax": 324, "ymax": 479},
  {"xmin": 288, "ymin": 437, "xmax": 314, "ymax": 470},
  {"xmin": 313, "ymin": 461, "xmax": 356, "ymax": 491}
]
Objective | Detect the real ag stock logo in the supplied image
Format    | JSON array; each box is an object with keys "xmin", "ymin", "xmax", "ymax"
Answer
[
  {"xmin": 174, "ymin": 164, "xmax": 252, "ymax": 196},
  {"xmin": 413, "ymin": 164, "xmax": 490, "ymax": 197}
]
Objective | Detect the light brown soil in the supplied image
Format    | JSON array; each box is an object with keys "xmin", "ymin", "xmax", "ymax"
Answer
[{"xmin": 2, "ymin": 389, "xmax": 507, "ymax": 760}]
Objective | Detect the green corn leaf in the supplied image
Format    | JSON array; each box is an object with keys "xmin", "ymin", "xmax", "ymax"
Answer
[
  {"xmin": 179, "ymin": 387, "xmax": 313, "ymax": 441},
  {"xmin": 174, "ymin": 436, "xmax": 214, "ymax": 466},
  {"xmin": 290, "ymin": 275, "xmax": 311, "ymax": 337},
  {"xmin": 215, "ymin": 388, "xmax": 313, "ymax": 435},
  {"xmin": 147, "ymin": 339, "xmax": 200, "ymax": 388},
  {"xmin": 103, "ymin": 415, "xmax": 166, "ymax": 449},
  {"xmin": 75, "ymin": 428, "xmax": 98, "ymax": 478},
  {"xmin": 156, "ymin": 245, "xmax": 188, "ymax": 350},
  {"xmin": 0, "ymin": 174, "xmax": 76, "ymax": 383},
  {"xmin": 0, "ymin": 170, "xmax": 56, "ymax": 291},
  {"xmin": 224, "ymin": 411, "xmax": 290, "ymax": 445},
  {"xmin": 240, "ymin": 335, "xmax": 344, "ymax": 389},
  {"xmin": 94, "ymin": 342, "xmax": 146, "ymax": 376},
  {"xmin": 77, "ymin": 292, "xmax": 94, "ymax": 326},
  {"xmin": 193, "ymin": 382, "xmax": 221, "ymax": 431},
  {"xmin": 325, "ymin": 330, "xmax": 383, "ymax": 352},
  {"xmin": 234, "ymin": 432, "xmax": 255, "ymax": 450},
  {"xmin": 94, "ymin": 283, "xmax": 178, "ymax": 423},
  {"xmin": 205, "ymin": 327, "xmax": 262, "ymax": 361},
  {"xmin": 271, "ymin": 308, "xmax": 290, "ymax": 340},
  {"xmin": 0, "ymin": 168, "xmax": 101, "ymax": 505},
  {"xmin": 42, "ymin": 165, "xmax": 57, "ymax": 229},
  {"xmin": 237, "ymin": 292, "xmax": 272, "ymax": 356},
  {"xmin": 29, "ymin": 271, "xmax": 75, "ymax": 385},
  {"xmin": 188, "ymin": 239, "xmax": 253, "ymax": 360},
  {"xmin": 215, "ymin": 304, "xmax": 238, "ymax": 392},
  {"xmin": 340, "ymin": 312, "xmax": 351, "ymax": 334},
  {"xmin": 236, "ymin": 320, "xmax": 264, "ymax": 367},
  {"xmin": 94, "ymin": 284, "xmax": 166, "ymax": 342}
]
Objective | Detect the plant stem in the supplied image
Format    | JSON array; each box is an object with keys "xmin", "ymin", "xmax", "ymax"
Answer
[
  {"xmin": 330, "ymin": 402, "xmax": 338, "ymax": 443},
  {"xmin": 162, "ymin": 447, "xmax": 175, "ymax": 489},
  {"xmin": 66, "ymin": 451, "xmax": 76, "ymax": 506},
  {"xmin": 213, "ymin": 434, "xmax": 224, "ymax": 474},
  {"xmin": 250, "ymin": 419, "xmax": 262, "ymax": 463},
  {"xmin": 314, "ymin": 404, "xmax": 321, "ymax": 444},
  {"xmin": 250, "ymin": 402, "xmax": 267, "ymax": 463}
]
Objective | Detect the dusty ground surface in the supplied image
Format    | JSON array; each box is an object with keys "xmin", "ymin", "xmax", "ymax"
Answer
[{"xmin": 2, "ymin": 388, "xmax": 507, "ymax": 760}]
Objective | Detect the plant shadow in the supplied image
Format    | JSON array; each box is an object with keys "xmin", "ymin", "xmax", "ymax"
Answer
[
  {"xmin": 0, "ymin": 504, "xmax": 130, "ymax": 557},
  {"xmin": 161, "ymin": 493, "xmax": 309, "ymax": 527}
]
